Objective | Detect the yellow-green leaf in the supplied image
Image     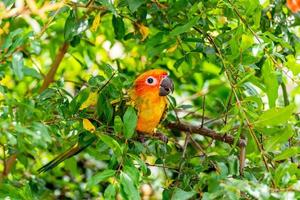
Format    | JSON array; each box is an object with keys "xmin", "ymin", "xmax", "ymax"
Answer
[
  {"xmin": 262, "ymin": 58, "xmax": 278, "ymax": 108},
  {"xmin": 91, "ymin": 12, "xmax": 101, "ymax": 32},
  {"xmin": 99, "ymin": 134, "xmax": 122, "ymax": 156},
  {"xmin": 83, "ymin": 118, "xmax": 96, "ymax": 132},
  {"xmin": 123, "ymin": 106, "xmax": 137, "ymax": 139},
  {"xmin": 274, "ymin": 147, "xmax": 300, "ymax": 161},
  {"xmin": 265, "ymin": 126, "xmax": 294, "ymax": 151},
  {"xmin": 80, "ymin": 91, "xmax": 98, "ymax": 110},
  {"xmin": 255, "ymin": 104, "xmax": 295, "ymax": 127},
  {"xmin": 86, "ymin": 169, "xmax": 115, "ymax": 189}
]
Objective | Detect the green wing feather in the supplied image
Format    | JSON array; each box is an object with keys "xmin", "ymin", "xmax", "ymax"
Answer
[{"xmin": 38, "ymin": 132, "xmax": 97, "ymax": 173}]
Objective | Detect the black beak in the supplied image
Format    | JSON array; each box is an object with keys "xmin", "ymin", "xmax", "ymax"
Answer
[{"xmin": 159, "ymin": 76, "xmax": 174, "ymax": 96}]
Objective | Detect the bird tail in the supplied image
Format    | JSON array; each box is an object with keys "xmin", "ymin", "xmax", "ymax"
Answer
[{"xmin": 38, "ymin": 133, "xmax": 96, "ymax": 173}]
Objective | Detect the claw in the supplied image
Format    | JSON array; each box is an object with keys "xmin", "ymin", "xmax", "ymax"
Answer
[
  {"xmin": 137, "ymin": 135, "xmax": 146, "ymax": 143},
  {"xmin": 154, "ymin": 132, "xmax": 168, "ymax": 143}
]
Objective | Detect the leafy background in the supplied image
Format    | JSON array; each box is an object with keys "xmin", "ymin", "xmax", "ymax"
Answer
[{"xmin": 0, "ymin": 0, "xmax": 300, "ymax": 199}]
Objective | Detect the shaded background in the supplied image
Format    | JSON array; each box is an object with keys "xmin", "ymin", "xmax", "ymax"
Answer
[{"xmin": 0, "ymin": 0, "xmax": 300, "ymax": 199}]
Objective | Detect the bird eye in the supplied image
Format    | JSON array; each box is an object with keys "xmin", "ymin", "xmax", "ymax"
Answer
[
  {"xmin": 146, "ymin": 76, "xmax": 157, "ymax": 85},
  {"xmin": 147, "ymin": 78, "xmax": 153, "ymax": 83}
]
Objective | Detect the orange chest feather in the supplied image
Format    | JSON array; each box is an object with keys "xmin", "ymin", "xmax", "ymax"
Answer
[{"xmin": 132, "ymin": 91, "xmax": 167, "ymax": 134}]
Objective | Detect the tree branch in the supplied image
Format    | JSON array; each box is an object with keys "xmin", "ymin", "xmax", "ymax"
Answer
[
  {"xmin": 1, "ymin": 153, "xmax": 17, "ymax": 182},
  {"xmin": 3, "ymin": 154, "xmax": 17, "ymax": 176},
  {"xmin": 39, "ymin": 42, "xmax": 69, "ymax": 93},
  {"xmin": 167, "ymin": 122, "xmax": 247, "ymax": 148},
  {"xmin": 167, "ymin": 121, "xmax": 247, "ymax": 175},
  {"xmin": 239, "ymin": 144, "xmax": 246, "ymax": 176}
]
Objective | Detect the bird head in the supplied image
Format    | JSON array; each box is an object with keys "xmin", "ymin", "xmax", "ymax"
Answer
[{"xmin": 133, "ymin": 69, "xmax": 174, "ymax": 97}]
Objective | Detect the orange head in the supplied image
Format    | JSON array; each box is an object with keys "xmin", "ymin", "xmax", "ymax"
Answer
[{"xmin": 133, "ymin": 69, "xmax": 174, "ymax": 97}]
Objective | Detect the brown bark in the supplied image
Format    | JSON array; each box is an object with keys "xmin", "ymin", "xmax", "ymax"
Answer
[
  {"xmin": 167, "ymin": 122, "xmax": 247, "ymax": 147},
  {"xmin": 39, "ymin": 42, "xmax": 69, "ymax": 93}
]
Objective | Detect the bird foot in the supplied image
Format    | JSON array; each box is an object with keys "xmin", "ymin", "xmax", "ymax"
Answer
[
  {"xmin": 137, "ymin": 135, "xmax": 146, "ymax": 143},
  {"xmin": 154, "ymin": 132, "xmax": 168, "ymax": 143}
]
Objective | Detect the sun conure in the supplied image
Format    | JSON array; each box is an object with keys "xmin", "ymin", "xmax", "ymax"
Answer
[
  {"xmin": 38, "ymin": 69, "xmax": 174, "ymax": 172},
  {"xmin": 129, "ymin": 69, "xmax": 174, "ymax": 134}
]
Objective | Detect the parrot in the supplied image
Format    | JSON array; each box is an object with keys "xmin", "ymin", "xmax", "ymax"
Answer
[
  {"xmin": 287, "ymin": 0, "xmax": 300, "ymax": 13},
  {"xmin": 129, "ymin": 69, "xmax": 174, "ymax": 134},
  {"xmin": 38, "ymin": 69, "xmax": 174, "ymax": 173}
]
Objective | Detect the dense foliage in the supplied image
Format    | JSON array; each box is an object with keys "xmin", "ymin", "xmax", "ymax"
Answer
[{"xmin": 0, "ymin": 0, "xmax": 300, "ymax": 199}]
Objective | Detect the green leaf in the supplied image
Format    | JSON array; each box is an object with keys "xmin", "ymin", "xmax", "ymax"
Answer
[
  {"xmin": 262, "ymin": 58, "xmax": 278, "ymax": 108},
  {"xmin": 0, "ymin": 184, "xmax": 23, "ymax": 199},
  {"xmin": 99, "ymin": 134, "xmax": 122, "ymax": 156},
  {"xmin": 274, "ymin": 147, "xmax": 300, "ymax": 161},
  {"xmin": 88, "ymin": 75, "xmax": 105, "ymax": 88},
  {"xmin": 147, "ymin": 40, "xmax": 175, "ymax": 57},
  {"xmin": 163, "ymin": 189, "xmax": 172, "ymax": 200},
  {"xmin": 64, "ymin": 11, "xmax": 89, "ymax": 42},
  {"xmin": 0, "ymin": 85, "xmax": 5, "ymax": 94},
  {"xmin": 3, "ymin": 0, "xmax": 15, "ymax": 7},
  {"xmin": 123, "ymin": 165, "xmax": 140, "ymax": 185},
  {"xmin": 254, "ymin": 104, "xmax": 295, "ymax": 127},
  {"xmin": 263, "ymin": 32, "xmax": 293, "ymax": 50},
  {"xmin": 12, "ymin": 52, "xmax": 24, "ymax": 80},
  {"xmin": 202, "ymin": 61, "xmax": 220, "ymax": 75},
  {"xmin": 86, "ymin": 169, "xmax": 116, "ymax": 188},
  {"xmin": 64, "ymin": 157, "xmax": 78, "ymax": 176},
  {"xmin": 285, "ymin": 54, "xmax": 300, "ymax": 76},
  {"xmin": 33, "ymin": 122, "xmax": 51, "ymax": 146},
  {"xmin": 265, "ymin": 126, "xmax": 294, "ymax": 151},
  {"xmin": 112, "ymin": 15, "xmax": 125, "ymax": 40},
  {"xmin": 114, "ymin": 115, "xmax": 123, "ymax": 133},
  {"xmin": 69, "ymin": 88, "xmax": 90, "ymax": 114},
  {"xmin": 104, "ymin": 184, "xmax": 116, "ymax": 200},
  {"xmin": 240, "ymin": 34, "xmax": 254, "ymax": 51},
  {"xmin": 23, "ymin": 67, "xmax": 42, "ymax": 79},
  {"xmin": 127, "ymin": 0, "xmax": 143, "ymax": 12},
  {"xmin": 169, "ymin": 16, "xmax": 200, "ymax": 36},
  {"xmin": 103, "ymin": 64, "xmax": 114, "ymax": 77},
  {"xmin": 123, "ymin": 106, "xmax": 137, "ymax": 139},
  {"xmin": 171, "ymin": 188, "xmax": 196, "ymax": 200},
  {"xmin": 97, "ymin": 0, "xmax": 116, "ymax": 14},
  {"xmin": 128, "ymin": 153, "xmax": 147, "ymax": 174},
  {"xmin": 174, "ymin": 57, "xmax": 185, "ymax": 68},
  {"xmin": 1, "ymin": 28, "xmax": 22, "ymax": 50},
  {"xmin": 120, "ymin": 172, "xmax": 141, "ymax": 200},
  {"xmin": 64, "ymin": 10, "xmax": 77, "ymax": 41},
  {"xmin": 70, "ymin": 35, "xmax": 81, "ymax": 47},
  {"xmin": 146, "ymin": 32, "xmax": 164, "ymax": 48},
  {"xmin": 97, "ymin": 92, "xmax": 114, "ymax": 122}
]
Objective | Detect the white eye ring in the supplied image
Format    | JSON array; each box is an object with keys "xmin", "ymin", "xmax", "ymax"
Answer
[{"xmin": 145, "ymin": 76, "xmax": 157, "ymax": 85}]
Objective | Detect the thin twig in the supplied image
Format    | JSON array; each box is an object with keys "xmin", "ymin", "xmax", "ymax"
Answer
[
  {"xmin": 144, "ymin": 163, "xmax": 179, "ymax": 172},
  {"xmin": 189, "ymin": 136, "xmax": 220, "ymax": 174},
  {"xmin": 201, "ymin": 95, "xmax": 205, "ymax": 128},
  {"xmin": 224, "ymin": 90, "xmax": 233, "ymax": 125},
  {"xmin": 66, "ymin": 2, "xmax": 106, "ymax": 10},
  {"xmin": 281, "ymin": 82, "xmax": 295, "ymax": 163},
  {"xmin": 168, "ymin": 121, "xmax": 247, "ymax": 174},
  {"xmin": 36, "ymin": 6, "xmax": 62, "ymax": 39},
  {"xmin": 98, "ymin": 71, "xmax": 117, "ymax": 92},
  {"xmin": 226, "ymin": 0, "xmax": 298, "ymax": 84},
  {"xmin": 168, "ymin": 96, "xmax": 181, "ymax": 123},
  {"xmin": 193, "ymin": 24, "xmax": 275, "ymax": 187},
  {"xmin": 176, "ymin": 132, "xmax": 190, "ymax": 182}
]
